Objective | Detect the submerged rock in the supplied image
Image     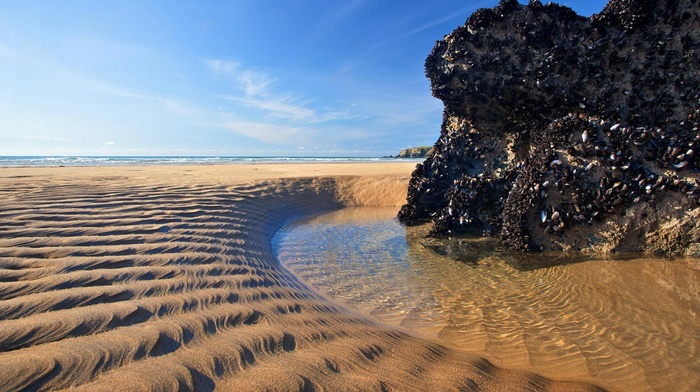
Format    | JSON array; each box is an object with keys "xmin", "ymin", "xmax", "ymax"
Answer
[{"xmin": 398, "ymin": 0, "xmax": 700, "ymax": 255}]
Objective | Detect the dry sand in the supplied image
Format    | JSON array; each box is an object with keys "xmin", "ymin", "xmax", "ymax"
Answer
[{"xmin": 0, "ymin": 163, "xmax": 602, "ymax": 391}]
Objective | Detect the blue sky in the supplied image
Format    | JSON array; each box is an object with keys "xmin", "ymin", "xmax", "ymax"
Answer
[{"xmin": 0, "ymin": 0, "xmax": 608, "ymax": 157}]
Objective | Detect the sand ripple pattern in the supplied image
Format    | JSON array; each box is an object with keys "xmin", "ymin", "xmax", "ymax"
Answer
[
  {"xmin": 0, "ymin": 173, "xmax": 600, "ymax": 391},
  {"xmin": 276, "ymin": 208, "xmax": 700, "ymax": 392}
]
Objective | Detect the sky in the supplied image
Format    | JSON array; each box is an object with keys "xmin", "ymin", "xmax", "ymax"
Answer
[{"xmin": 0, "ymin": 1, "xmax": 608, "ymax": 157}]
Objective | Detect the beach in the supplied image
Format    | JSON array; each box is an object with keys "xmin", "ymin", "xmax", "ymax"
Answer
[{"xmin": 0, "ymin": 163, "xmax": 601, "ymax": 391}]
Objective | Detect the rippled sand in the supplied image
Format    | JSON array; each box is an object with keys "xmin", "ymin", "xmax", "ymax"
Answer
[
  {"xmin": 0, "ymin": 164, "xmax": 600, "ymax": 391},
  {"xmin": 276, "ymin": 208, "xmax": 700, "ymax": 392}
]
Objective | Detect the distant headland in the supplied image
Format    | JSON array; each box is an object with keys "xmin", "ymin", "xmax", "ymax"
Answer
[{"xmin": 386, "ymin": 146, "xmax": 434, "ymax": 159}]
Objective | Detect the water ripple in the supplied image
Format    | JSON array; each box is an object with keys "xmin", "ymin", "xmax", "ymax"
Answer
[{"xmin": 274, "ymin": 207, "xmax": 700, "ymax": 392}]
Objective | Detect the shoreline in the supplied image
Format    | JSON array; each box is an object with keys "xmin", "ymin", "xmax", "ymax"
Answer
[
  {"xmin": 0, "ymin": 157, "xmax": 424, "ymax": 169},
  {"xmin": 0, "ymin": 163, "xmax": 603, "ymax": 391}
]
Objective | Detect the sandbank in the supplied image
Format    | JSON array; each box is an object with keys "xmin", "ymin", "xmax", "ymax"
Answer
[{"xmin": 0, "ymin": 163, "xmax": 601, "ymax": 391}]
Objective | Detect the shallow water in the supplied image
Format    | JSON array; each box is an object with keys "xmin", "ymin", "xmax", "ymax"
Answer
[{"xmin": 272, "ymin": 207, "xmax": 700, "ymax": 392}]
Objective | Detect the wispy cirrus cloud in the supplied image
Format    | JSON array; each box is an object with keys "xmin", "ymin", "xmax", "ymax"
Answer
[
  {"xmin": 205, "ymin": 58, "xmax": 360, "ymax": 145},
  {"xmin": 218, "ymin": 93, "xmax": 315, "ymax": 122},
  {"xmin": 212, "ymin": 119, "xmax": 311, "ymax": 145},
  {"xmin": 406, "ymin": 7, "xmax": 472, "ymax": 36},
  {"xmin": 206, "ymin": 59, "xmax": 276, "ymax": 98},
  {"xmin": 404, "ymin": 1, "xmax": 493, "ymax": 37},
  {"xmin": 314, "ymin": 0, "xmax": 368, "ymax": 32}
]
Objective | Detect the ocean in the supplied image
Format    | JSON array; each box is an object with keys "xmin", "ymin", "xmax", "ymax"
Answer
[{"xmin": 0, "ymin": 156, "xmax": 421, "ymax": 167}]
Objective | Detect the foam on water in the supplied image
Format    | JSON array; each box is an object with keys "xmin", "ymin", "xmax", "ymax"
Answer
[
  {"xmin": 0, "ymin": 156, "xmax": 419, "ymax": 167},
  {"xmin": 273, "ymin": 207, "xmax": 700, "ymax": 392}
]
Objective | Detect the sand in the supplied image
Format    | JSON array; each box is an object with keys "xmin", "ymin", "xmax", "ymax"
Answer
[{"xmin": 0, "ymin": 163, "xmax": 602, "ymax": 391}]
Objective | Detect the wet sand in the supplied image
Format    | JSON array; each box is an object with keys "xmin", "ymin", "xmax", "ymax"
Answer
[
  {"xmin": 276, "ymin": 208, "xmax": 700, "ymax": 392},
  {"xmin": 0, "ymin": 163, "xmax": 601, "ymax": 391}
]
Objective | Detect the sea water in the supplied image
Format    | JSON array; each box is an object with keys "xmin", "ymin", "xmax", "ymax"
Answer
[
  {"xmin": 272, "ymin": 207, "xmax": 700, "ymax": 392},
  {"xmin": 0, "ymin": 156, "xmax": 419, "ymax": 167}
]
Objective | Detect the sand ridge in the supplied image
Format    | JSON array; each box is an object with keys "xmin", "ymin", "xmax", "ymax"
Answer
[{"xmin": 0, "ymin": 164, "xmax": 602, "ymax": 391}]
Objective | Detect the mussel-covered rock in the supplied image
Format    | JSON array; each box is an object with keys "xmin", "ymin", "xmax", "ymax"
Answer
[{"xmin": 398, "ymin": 0, "xmax": 700, "ymax": 255}]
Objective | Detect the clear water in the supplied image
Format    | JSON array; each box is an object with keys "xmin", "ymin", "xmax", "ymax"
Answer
[{"xmin": 272, "ymin": 207, "xmax": 700, "ymax": 392}]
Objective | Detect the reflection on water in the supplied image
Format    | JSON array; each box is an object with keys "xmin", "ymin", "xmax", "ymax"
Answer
[{"xmin": 272, "ymin": 208, "xmax": 700, "ymax": 392}]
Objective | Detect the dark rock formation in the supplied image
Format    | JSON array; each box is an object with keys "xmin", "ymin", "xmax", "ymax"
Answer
[
  {"xmin": 397, "ymin": 146, "xmax": 434, "ymax": 158},
  {"xmin": 398, "ymin": 0, "xmax": 700, "ymax": 255}
]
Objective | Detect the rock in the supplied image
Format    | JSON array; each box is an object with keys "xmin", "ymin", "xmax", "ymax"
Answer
[
  {"xmin": 398, "ymin": 0, "xmax": 700, "ymax": 255},
  {"xmin": 397, "ymin": 146, "xmax": 434, "ymax": 158}
]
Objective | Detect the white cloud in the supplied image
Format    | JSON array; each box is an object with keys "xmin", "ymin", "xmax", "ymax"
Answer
[
  {"xmin": 204, "ymin": 54, "xmax": 441, "ymax": 150},
  {"xmin": 205, "ymin": 59, "xmax": 276, "ymax": 98},
  {"xmin": 219, "ymin": 93, "xmax": 359, "ymax": 124},
  {"xmin": 219, "ymin": 93, "xmax": 315, "ymax": 122},
  {"xmin": 1, "ymin": 41, "xmax": 201, "ymax": 122},
  {"xmin": 104, "ymin": 141, "xmax": 115, "ymax": 145},
  {"xmin": 405, "ymin": 1, "xmax": 493, "ymax": 37},
  {"xmin": 314, "ymin": 0, "xmax": 367, "ymax": 32},
  {"xmin": 206, "ymin": 58, "xmax": 360, "ymax": 139},
  {"xmin": 214, "ymin": 119, "xmax": 313, "ymax": 145},
  {"xmin": 105, "ymin": 89, "xmax": 197, "ymax": 117},
  {"xmin": 237, "ymin": 70, "xmax": 276, "ymax": 97},
  {"xmin": 206, "ymin": 59, "xmax": 239, "ymax": 74}
]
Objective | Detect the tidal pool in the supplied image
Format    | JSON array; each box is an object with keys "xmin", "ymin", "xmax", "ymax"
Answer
[{"xmin": 272, "ymin": 207, "xmax": 700, "ymax": 392}]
